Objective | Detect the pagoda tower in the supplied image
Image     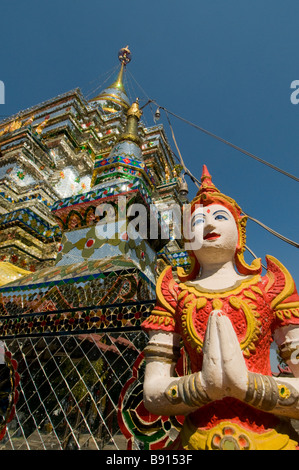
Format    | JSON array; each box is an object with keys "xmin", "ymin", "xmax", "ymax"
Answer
[
  {"xmin": 51, "ymin": 97, "xmax": 166, "ymax": 293},
  {"xmin": 0, "ymin": 46, "xmax": 188, "ymax": 285}
]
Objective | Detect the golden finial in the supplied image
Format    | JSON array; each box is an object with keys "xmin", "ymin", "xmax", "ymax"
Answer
[
  {"xmin": 111, "ymin": 46, "xmax": 132, "ymax": 92},
  {"xmin": 118, "ymin": 46, "xmax": 131, "ymax": 66},
  {"xmin": 127, "ymin": 98, "xmax": 142, "ymax": 120}
]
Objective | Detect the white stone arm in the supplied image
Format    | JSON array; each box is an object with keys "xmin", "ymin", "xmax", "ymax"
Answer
[{"xmin": 143, "ymin": 330, "xmax": 199, "ymax": 416}]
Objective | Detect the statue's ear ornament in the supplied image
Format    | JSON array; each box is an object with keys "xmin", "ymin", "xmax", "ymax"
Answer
[{"xmin": 177, "ymin": 252, "xmax": 200, "ymax": 282}]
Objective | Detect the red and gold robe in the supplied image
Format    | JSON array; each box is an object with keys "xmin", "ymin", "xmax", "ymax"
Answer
[{"xmin": 142, "ymin": 255, "xmax": 299, "ymax": 450}]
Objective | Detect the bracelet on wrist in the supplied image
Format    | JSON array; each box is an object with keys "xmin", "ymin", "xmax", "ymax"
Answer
[
  {"xmin": 165, "ymin": 373, "xmax": 210, "ymax": 407},
  {"xmin": 245, "ymin": 372, "xmax": 299, "ymax": 411}
]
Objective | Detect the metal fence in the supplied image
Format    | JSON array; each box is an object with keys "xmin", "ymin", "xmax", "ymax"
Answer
[{"xmin": 1, "ymin": 329, "xmax": 148, "ymax": 450}]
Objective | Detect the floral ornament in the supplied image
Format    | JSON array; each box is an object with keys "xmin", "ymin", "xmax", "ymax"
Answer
[
  {"xmin": 17, "ymin": 170, "xmax": 25, "ymax": 180},
  {"xmin": 120, "ymin": 231, "xmax": 129, "ymax": 241},
  {"xmin": 85, "ymin": 238, "xmax": 95, "ymax": 249},
  {"xmin": 210, "ymin": 425, "xmax": 251, "ymax": 450},
  {"xmin": 135, "ymin": 241, "xmax": 148, "ymax": 270}
]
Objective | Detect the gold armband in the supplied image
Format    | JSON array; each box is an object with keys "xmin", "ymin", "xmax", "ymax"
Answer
[
  {"xmin": 144, "ymin": 342, "xmax": 180, "ymax": 364},
  {"xmin": 165, "ymin": 373, "xmax": 210, "ymax": 407},
  {"xmin": 245, "ymin": 372, "xmax": 299, "ymax": 411}
]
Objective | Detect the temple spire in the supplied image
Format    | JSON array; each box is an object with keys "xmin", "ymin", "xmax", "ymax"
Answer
[
  {"xmin": 111, "ymin": 62, "xmax": 125, "ymax": 92},
  {"xmin": 110, "ymin": 46, "xmax": 131, "ymax": 92},
  {"xmin": 89, "ymin": 46, "xmax": 132, "ymax": 113}
]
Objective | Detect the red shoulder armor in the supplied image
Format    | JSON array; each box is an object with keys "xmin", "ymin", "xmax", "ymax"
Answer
[
  {"xmin": 141, "ymin": 266, "xmax": 179, "ymax": 332},
  {"xmin": 156, "ymin": 266, "xmax": 179, "ymax": 314},
  {"xmin": 264, "ymin": 255, "xmax": 299, "ymax": 310}
]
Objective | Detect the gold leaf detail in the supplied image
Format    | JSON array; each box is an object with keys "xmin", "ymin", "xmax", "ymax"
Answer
[
  {"xmin": 212, "ymin": 299, "xmax": 223, "ymax": 310},
  {"xmin": 244, "ymin": 290, "xmax": 257, "ymax": 301},
  {"xmin": 178, "ymin": 290, "xmax": 188, "ymax": 301},
  {"xmin": 197, "ymin": 298, "xmax": 207, "ymax": 310},
  {"xmin": 229, "ymin": 296, "xmax": 241, "ymax": 309},
  {"xmin": 292, "ymin": 308, "xmax": 299, "ymax": 318},
  {"xmin": 251, "ymin": 286, "xmax": 263, "ymax": 296},
  {"xmin": 184, "ymin": 294, "xmax": 195, "ymax": 305}
]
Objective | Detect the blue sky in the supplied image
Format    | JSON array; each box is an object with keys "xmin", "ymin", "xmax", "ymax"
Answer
[{"xmin": 0, "ymin": 0, "xmax": 299, "ymax": 286}]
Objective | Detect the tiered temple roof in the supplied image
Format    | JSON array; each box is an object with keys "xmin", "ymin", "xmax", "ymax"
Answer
[{"xmin": 0, "ymin": 47, "xmax": 189, "ymax": 287}]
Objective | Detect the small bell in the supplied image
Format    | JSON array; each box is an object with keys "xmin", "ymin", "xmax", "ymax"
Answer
[
  {"xmin": 154, "ymin": 107, "xmax": 161, "ymax": 121},
  {"xmin": 178, "ymin": 176, "xmax": 189, "ymax": 201}
]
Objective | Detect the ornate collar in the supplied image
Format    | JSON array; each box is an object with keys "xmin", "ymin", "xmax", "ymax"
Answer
[{"xmin": 180, "ymin": 275, "xmax": 261, "ymax": 299}]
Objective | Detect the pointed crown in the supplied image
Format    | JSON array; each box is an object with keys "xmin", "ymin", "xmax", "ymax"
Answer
[{"xmin": 191, "ymin": 164, "xmax": 243, "ymax": 221}]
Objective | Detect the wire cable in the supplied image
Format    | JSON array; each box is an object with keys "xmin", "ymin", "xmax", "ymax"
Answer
[
  {"xmin": 243, "ymin": 213, "xmax": 299, "ymax": 249},
  {"xmin": 84, "ymin": 64, "xmax": 119, "ymax": 100},
  {"xmin": 245, "ymin": 245, "xmax": 266, "ymax": 270},
  {"xmin": 147, "ymin": 100, "xmax": 299, "ymax": 184},
  {"xmin": 159, "ymin": 103, "xmax": 299, "ymax": 249},
  {"xmin": 165, "ymin": 111, "xmax": 201, "ymax": 189}
]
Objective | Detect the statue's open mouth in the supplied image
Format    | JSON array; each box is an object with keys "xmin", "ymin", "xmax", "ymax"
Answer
[{"xmin": 204, "ymin": 232, "xmax": 221, "ymax": 240}]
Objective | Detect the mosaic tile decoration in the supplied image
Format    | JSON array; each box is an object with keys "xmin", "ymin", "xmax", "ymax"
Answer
[
  {"xmin": 0, "ymin": 255, "xmax": 156, "ymax": 340},
  {"xmin": 53, "ymin": 191, "xmax": 138, "ymax": 231},
  {"xmin": 0, "ymin": 163, "xmax": 37, "ymax": 188},
  {"xmin": 53, "ymin": 166, "xmax": 91, "ymax": 199},
  {"xmin": 94, "ymin": 155, "xmax": 151, "ymax": 176},
  {"xmin": 0, "ymin": 73, "xmax": 186, "ymax": 450},
  {"xmin": 56, "ymin": 227, "xmax": 157, "ymax": 283},
  {"xmin": 0, "ymin": 299, "xmax": 155, "ymax": 340},
  {"xmin": 93, "ymin": 167, "xmax": 150, "ymax": 188},
  {"xmin": 0, "ymin": 240, "xmax": 159, "ymax": 450},
  {"xmin": 160, "ymin": 249, "xmax": 191, "ymax": 267},
  {"xmin": 0, "ymin": 190, "xmax": 53, "ymax": 209},
  {"xmin": 0, "ymin": 255, "xmax": 158, "ymax": 450},
  {"xmin": 109, "ymin": 141, "xmax": 143, "ymax": 161},
  {"xmin": 0, "ymin": 208, "xmax": 61, "ymax": 241},
  {"xmin": 51, "ymin": 178, "xmax": 153, "ymax": 212}
]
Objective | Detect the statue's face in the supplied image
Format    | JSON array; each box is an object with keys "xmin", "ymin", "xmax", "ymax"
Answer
[{"xmin": 190, "ymin": 203, "xmax": 239, "ymax": 262}]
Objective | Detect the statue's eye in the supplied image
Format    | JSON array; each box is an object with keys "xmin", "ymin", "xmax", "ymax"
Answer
[
  {"xmin": 215, "ymin": 214, "xmax": 228, "ymax": 221},
  {"xmin": 193, "ymin": 217, "xmax": 204, "ymax": 227}
]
